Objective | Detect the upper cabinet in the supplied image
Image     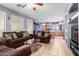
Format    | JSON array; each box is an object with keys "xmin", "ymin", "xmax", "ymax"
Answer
[
  {"xmin": 69, "ymin": 3, "xmax": 78, "ymax": 14},
  {"xmin": 66, "ymin": 3, "xmax": 78, "ymax": 23}
]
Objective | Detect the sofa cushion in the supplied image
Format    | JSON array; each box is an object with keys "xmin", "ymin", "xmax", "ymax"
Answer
[
  {"xmin": 4, "ymin": 34, "xmax": 13, "ymax": 39},
  {"xmin": 16, "ymin": 32, "xmax": 23, "ymax": 38}
]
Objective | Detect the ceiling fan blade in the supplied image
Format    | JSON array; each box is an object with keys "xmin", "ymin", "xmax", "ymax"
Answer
[
  {"xmin": 17, "ymin": 4, "xmax": 27, "ymax": 8},
  {"xmin": 17, "ymin": 4, "xmax": 22, "ymax": 7},
  {"xmin": 22, "ymin": 4, "xmax": 27, "ymax": 8},
  {"xmin": 35, "ymin": 3, "xmax": 43, "ymax": 6}
]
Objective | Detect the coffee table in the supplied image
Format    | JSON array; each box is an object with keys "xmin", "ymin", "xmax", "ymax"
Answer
[
  {"xmin": 24, "ymin": 40, "xmax": 41, "ymax": 53},
  {"xmin": 29, "ymin": 43, "xmax": 41, "ymax": 53}
]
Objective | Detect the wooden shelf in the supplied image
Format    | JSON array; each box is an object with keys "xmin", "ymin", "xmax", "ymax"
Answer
[{"xmin": 69, "ymin": 3, "xmax": 78, "ymax": 14}]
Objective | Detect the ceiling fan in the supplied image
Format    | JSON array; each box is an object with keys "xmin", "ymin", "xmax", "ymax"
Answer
[{"xmin": 17, "ymin": 3, "xmax": 43, "ymax": 11}]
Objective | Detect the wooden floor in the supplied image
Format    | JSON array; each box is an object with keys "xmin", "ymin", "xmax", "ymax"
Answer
[{"xmin": 31, "ymin": 36, "xmax": 74, "ymax": 56}]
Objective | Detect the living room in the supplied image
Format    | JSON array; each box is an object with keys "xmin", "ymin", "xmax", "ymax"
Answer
[{"xmin": 0, "ymin": 1, "xmax": 79, "ymax": 57}]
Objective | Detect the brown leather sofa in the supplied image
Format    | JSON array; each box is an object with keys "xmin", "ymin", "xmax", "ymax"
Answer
[
  {"xmin": 0, "ymin": 40, "xmax": 32, "ymax": 56},
  {"xmin": 35, "ymin": 31, "xmax": 51, "ymax": 43},
  {"xmin": 2, "ymin": 31, "xmax": 33, "ymax": 48},
  {"xmin": 0, "ymin": 45, "xmax": 32, "ymax": 56}
]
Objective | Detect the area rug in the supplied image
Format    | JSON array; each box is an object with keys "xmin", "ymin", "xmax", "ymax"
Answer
[{"xmin": 30, "ymin": 43, "xmax": 42, "ymax": 53}]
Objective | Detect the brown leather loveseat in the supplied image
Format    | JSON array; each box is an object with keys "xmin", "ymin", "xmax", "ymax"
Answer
[{"xmin": 35, "ymin": 31, "xmax": 51, "ymax": 43}]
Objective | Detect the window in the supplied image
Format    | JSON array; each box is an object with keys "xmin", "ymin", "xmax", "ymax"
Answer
[
  {"xmin": 52, "ymin": 24, "xmax": 59, "ymax": 32},
  {"xmin": 27, "ymin": 19, "xmax": 33, "ymax": 34},
  {"xmin": 11, "ymin": 15, "xmax": 23, "ymax": 32},
  {"xmin": 0, "ymin": 11, "xmax": 6, "ymax": 37}
]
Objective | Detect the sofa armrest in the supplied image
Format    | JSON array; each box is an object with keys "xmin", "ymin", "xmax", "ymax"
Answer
[
  {"xmin": 0, "ymin": 37, "xmax": 11, "ymax": 45},
  {"xmin": 0, "ymin": 45, "xmax": 32, "ymax": 56}
]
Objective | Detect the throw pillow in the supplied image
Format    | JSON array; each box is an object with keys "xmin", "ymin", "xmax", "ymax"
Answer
[
  {"xmin": 11, "ymin": 33, "xmax": 17, "ymax": 39},
  {"xmin": 44, "ymin": 33, "xmax": 48, "ymax": 37},
  {"xmin": 37, "ymin": 32, "xmax": 42, "ymax": 37},
  {"xmin": 4, "ymin": 34, "xmax": 13, "ymax": 39}
]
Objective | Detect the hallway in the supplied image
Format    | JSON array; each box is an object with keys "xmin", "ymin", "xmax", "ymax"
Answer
[{"xmin": 31, "ymin": 36, "xmax": 74, "ymax": 56}]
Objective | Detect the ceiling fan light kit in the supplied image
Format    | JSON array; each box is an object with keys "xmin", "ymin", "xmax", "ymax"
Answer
[
  {"xmin": 35, "ymin": 3, "xmax": 43, "ymax": 6},
  {"xmin": 17, "ymin": 3, "xmax": 43, "ymax": 11},
  {"xmin": 33, "ymin": 7, "xmax": 36, "ymax": 11}
]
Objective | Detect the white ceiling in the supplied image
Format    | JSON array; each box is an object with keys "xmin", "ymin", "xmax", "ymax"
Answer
[{"xmin": 0, "ymin": 3, "xmax": 69, "ymax": 22}]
